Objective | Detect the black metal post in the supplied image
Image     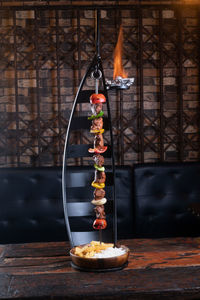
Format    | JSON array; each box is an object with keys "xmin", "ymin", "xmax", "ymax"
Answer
[
  {"xmin": 159, "ymin": 7, "xmax": 164, "ymax": 162},
  {"xmin": 177, "ymin": 7, "xmax": 184, "ymax": 162},
  {"xmin": 95, "ymin": 9, "xmax": 100, "ymax": 58},
  {"xmin": 138, "ymin": 5, "xmax": 144, "ymax": 163}
]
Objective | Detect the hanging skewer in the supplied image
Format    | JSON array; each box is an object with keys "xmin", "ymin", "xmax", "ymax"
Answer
[{"xmin": 62, "ymin": 9, "xmax": 116, "ymax": 249}]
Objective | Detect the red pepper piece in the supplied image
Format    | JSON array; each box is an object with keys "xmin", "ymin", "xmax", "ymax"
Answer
[
  {"xmin": 93, "ymin": 219, "xmax": 107, "ymax": 230},
  {"xmin": 88, "ymin": 146, "xmax": 107, "ymax": 154}
]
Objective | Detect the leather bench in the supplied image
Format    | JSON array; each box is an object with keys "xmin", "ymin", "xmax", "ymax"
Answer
[
  {"xmin": 133, "ymin": 162, "xmax": 200, "ymax": 238},
  {"xmin": 0, "ymin": 166, "xmax": 134, "ymax": 244},
  {"xmin": 0, "ymin": 162, "xmax": 200, "ymax": 244}
]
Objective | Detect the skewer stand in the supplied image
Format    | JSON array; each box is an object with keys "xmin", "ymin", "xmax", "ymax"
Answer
[{"xmin": 62, "ymin": 9, "xmax": 117, "ymax": 249}]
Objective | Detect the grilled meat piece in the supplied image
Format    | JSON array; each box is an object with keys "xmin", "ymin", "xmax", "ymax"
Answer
[
  {"xmin": 94, "ymin": 205, "xmax": 106, "ymax": 219},
  {"xmin": 93, "ymin": 154, "xmax": 104, "ymax": 167},
  {"xmin": 91, "ymin": 103, "xmax": 103, "ymax": 115},
  {"xmin": 94, "ymin": 134, "xmax": 104, "ymax": 149},
  {"xmin": 94, "ymin": 170, "xmax": 106, "ymax": 184},
  {"xmin": 94, "ymin": 188, "xmax": 105, "ymax": 200},
  {"xmin": 90, "ymin": 117, "xmax": 103, "ymax": 131}
]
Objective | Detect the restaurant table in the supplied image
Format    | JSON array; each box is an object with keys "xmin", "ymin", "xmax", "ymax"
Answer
[{"xmin": 1, "ymin": 237, "xmax": 200, "ymax": 299}]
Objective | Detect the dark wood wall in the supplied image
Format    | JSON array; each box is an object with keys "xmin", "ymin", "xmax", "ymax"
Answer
[{"xmin": 0, "ymin": 1, "xmax": 199, "ymax": 167}]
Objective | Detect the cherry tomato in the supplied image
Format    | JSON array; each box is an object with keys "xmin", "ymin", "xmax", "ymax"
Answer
[
  {"xmin": 93, "ymin": 219, "xmax": 107, "ymax": 230},
  {"xmin": 90, "ymin": 94, "xmax": 106, "ymax": 104}
]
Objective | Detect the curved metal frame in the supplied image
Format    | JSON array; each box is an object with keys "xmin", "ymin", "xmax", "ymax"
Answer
[
  {"xmin": 62, "ymin": 10, "xmax": 116, "ymax": 248},
  {"xmin": 62, "ymin": 55, "xmax": 97, "ymax": 247}
]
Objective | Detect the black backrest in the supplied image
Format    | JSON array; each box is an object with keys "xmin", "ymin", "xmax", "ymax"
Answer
[
  {"xmin": 0, "ymin": 166, "xmax": 134, "ymax": 244},
  {"xmin": 3, "ymin": 162, "xmax": 200, "ymax": 243},
  {"xmin": 133, "ymin": 162, "xmax": 200, "ymax": 238},
  {"xmin": 0, "ymin": 167, "xmax": 66, "ymax": 244}
]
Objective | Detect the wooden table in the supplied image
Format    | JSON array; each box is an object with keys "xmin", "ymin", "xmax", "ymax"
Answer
[{"xmin": 1, "ymin": 238, "xmax": 200, "ymax": 299}]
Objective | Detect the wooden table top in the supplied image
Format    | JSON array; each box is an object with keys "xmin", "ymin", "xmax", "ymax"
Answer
[{"xmin": 1, "ymin": 237, "xmax": 200, "ymax": 299}]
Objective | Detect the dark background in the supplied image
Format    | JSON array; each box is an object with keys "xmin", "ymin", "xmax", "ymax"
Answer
[{"xmin": 0, "ymin": 0, "xmax": 199, "ymax": 167}]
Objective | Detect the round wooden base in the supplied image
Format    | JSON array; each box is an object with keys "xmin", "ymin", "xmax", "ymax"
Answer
[{"xmin": 71, "ymin": 261, "xmax": 128, "ymax": 272}]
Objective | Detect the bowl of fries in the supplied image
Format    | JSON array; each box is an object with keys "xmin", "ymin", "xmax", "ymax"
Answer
[{"xmin": 70, "ymin": 241, "xmax": 130, "ymax": 271}]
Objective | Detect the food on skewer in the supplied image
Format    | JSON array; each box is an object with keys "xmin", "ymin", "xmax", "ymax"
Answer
[
  {"xmin": 94, "ymin": 164, "xmax": 105, "ymax": 172},
  {"xmin": 94, "ymin": 170, "xmax": 106, "ymax": 184},
  {"xmin": 91, "ymin": 181, "xmax": 105, "ymax": 189},
  {"xmin": 88, "ymin": 93, "xmax": 107, "ymax": 234},
  {"xmin": 88, "ymin": 111, "xmax": 104, "ymax": 120},
  {"xmin": 90, "ymin": 129, "xmax": 105, "ymax": 135},
  {"xmin": 90, "ymin": 93, "xmax": 106, "ymax": 116},
  {"xmin": 90, "ymin": 93, "xmax": 106, "ymax": 104},
  {"xmin": 91, "ymin": 103, "xmax": 103, "ymax": 115},
  {"xmin": 90, "ymin": 118, "xmax": 103, "ymax": 132},
  {"xmin": 94, "ymin": 133, "xmax": 104, "ymax": 150},
  {"xmin": 88, "ymin": 146, "xmax": 107, "ymax": 154},
  {"xmin": 91, "ymin": 198, "xmax": 107, "ymax": 205},
  {"xmin": 94, "ymin": 188, "xmax": 105, "ymax": 199},
  {"xmin": 93, "ymin": 154, "xmax": 104, "ymax": 167},
  {"xmin": 93, "ymin": 218, "xmax": 107, "ymax": 230},
  {"xmin": 94, "ymin": 205, "xmax": 106, "ymax": 219},
  {"xmin": 88, "ymin": 133, "xmax": 107, "ymax": 154}
]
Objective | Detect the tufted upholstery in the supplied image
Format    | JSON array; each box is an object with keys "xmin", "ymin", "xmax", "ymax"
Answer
[
  {"xmin": 0, "ymin": 167, "xmax": 66, "ymax": 244},
  {"xmin": 133, "ymin": 162, "xmax": 200, "ymax": 238},
  {"xmin": 1, "ymin": 162, "xmax": 200, "ymax": 244},
  {"xmin": 0, "ymin": 166, "xmax": 134, "ymax": 244}
]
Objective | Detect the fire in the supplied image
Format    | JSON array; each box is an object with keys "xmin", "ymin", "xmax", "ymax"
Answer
[{"xmin": 113, "ymin": 25, "xmax": 127, "ymax": 80}]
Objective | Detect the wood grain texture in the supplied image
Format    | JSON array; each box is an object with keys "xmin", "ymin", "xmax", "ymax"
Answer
[{"xmin": 0, "ymin": 238, "xmax": 200, "ymax": 299}]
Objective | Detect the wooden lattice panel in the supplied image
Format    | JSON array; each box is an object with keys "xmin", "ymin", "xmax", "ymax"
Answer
[{"xmin": 0, "ymin": 5, "xmax": 199, "ymax": 167}]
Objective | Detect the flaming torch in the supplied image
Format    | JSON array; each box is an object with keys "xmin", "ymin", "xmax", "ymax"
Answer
[{"xmin": 106, "ymin": 25, "xmax": 134, "ymax": 90}]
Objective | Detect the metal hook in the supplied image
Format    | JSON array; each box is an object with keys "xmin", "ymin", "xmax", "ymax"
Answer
[
  {"xmin": 91, "ymin": 69, "xmax": 102, "ymax": 94},
  {"xmin": 91, "ymin": 69, "xmax": 102, "ymax": 80}
]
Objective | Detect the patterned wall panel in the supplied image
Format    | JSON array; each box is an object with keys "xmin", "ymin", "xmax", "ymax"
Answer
[{"xmin": 0, "ymin": 4, "xmax": 199, "ymax": 167}]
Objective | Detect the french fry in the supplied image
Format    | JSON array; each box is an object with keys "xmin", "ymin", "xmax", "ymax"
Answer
[{"xmin": 74, "ymin": 241, "xmax": 114, "ymax": 258}]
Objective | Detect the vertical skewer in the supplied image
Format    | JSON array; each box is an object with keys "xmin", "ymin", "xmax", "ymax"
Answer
[
  {"xmin": 99, "ymin": 228, "xmax": 102, "ymax": 244},
  {"xmin": 95, "ymin": 79, "xmax": 99, "ymax": 94},
  {"xmin": 94, "ymin": 59, "xmax": 101, "ymax": 245},
  {"xmin": 95, "ymin": 10, "xmax": 102, "ymax": 244}
]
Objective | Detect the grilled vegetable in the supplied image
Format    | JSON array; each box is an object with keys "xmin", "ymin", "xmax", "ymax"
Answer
[
  {"xmin": 91, "ymin": 181, "xmax": 105, "ymax": 189},
  {"xmin": 94, "ymin": 163, "xmax": 105, "ymax": 172},
  {"xmin": 88, "ymin": 146, "xmax": 107, "ymax": 154},
  {"xmin": 91, "ymin": 198, "xmax": 107, "ymax": 206},
  {"xmin": 88, "ymin": 111, "xmax": 104, "ymax": 120},
  {"xmin": 90, "ymin": 93, "xmax": 106, "ymax": 104},
  {"xmin": 93, "ymin": 218, "xmax": 107, "ymax": 230}
]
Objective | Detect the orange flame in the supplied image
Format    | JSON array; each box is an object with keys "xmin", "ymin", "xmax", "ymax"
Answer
[{"xmin": 113, "ymin": 25, "xmax": 127, "ymax": 80}]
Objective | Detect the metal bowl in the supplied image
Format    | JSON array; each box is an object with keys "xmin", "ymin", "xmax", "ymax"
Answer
[{"xmin": 70, "ymin": 244, "xmax": 130, "ymax": 272}]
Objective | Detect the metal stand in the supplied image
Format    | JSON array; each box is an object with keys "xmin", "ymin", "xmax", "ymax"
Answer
[{"xmin": 62, "ymin": 10, "xmax": 116, "ymax": 248}]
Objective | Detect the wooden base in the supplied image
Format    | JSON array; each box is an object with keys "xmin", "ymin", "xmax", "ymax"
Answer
[{"xmin": 71, "ymin": 261, "xmax": 128, "ymax": 272}]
